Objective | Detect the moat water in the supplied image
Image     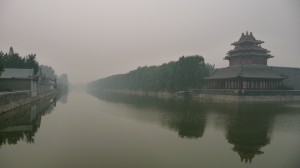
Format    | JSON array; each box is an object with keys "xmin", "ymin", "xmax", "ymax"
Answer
[{"xmin": 1, "ymin": 90, "xmax": 300, "ymax": 168}]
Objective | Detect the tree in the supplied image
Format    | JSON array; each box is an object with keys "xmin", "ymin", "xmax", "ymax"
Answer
[
  {"xmin": 25, "ymin": 54, "xmax": 39, "ymax": 74},
  {"xmin": 0, "ymin": 47, "xmax": 39, "ymax": 74},
  {"xmin": 0, "ymin": 51, "xmax": 4, "ymax": 76},
  {"xmin": 39, "ymin": 65, "xmax": 57, "ymax": 80},
  {"xmin": 205, "ymin": 63, "xmax": 215, "ymax": 74},
  {"xmin": 88, "ymin": 55, "xmax": 214, "ymax": 92},
  {"xmin": 58, "ymin": 74, "xmax": 69, "ymax": 86}
]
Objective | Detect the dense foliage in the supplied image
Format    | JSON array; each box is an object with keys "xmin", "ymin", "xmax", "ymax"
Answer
[
  {"xmin": 39, "ymin": 65, "xmax": 57, "ymax": 80},
  {"xmin": 0, "ymin": 47, "xmax": 39, "ymax": 74},
  {"xmin": 89, "ymin": 55, "xmax": 213, "ymax": 92},
  {"xmin": 57, "ymin": 74, "xmax": 69, "ymax": 86},
  {"xmin": 0, "ymin": 60, "xmax": 3, "ymax": 75}
]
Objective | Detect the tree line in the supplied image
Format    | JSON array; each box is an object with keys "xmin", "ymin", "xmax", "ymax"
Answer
[
  {"xmin": 0, "ymin": 47, "xmax": 70, "ymax": 84},
  {"xmin": 0, "ymin": 47, "xmax": 39, "ymax": 74},
  {"xmin": 88, "ymin": 55, "xmax": 214, "ymax": 92}
]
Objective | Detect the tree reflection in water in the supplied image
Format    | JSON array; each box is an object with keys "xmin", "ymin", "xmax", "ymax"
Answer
[
  {"xmin": 88, "ymin": 91, "xmax": 208, "ymax": 139},
  {"xmin": 88, "ymin": 90, "xmax": 300, "ymax": 164},
  {"xmin": 0, "ymin": 97, "xmax": 57, "ymax": 148}
]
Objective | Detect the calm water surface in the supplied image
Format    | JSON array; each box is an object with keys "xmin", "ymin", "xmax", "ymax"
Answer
[{"xmin": 1, "ymin": 90, "xmax": 300, "ymax": 168}]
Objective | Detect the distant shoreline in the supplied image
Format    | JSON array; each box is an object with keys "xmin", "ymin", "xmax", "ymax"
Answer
[{"xmin": 92, "ymin": 89, "xmax": 300, "ymax": 103}]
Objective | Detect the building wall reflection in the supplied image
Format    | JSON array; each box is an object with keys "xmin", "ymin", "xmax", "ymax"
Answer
[
  {"xmin": 88, "ymin": 91, "xmax": 300, "ymax": 163},
  {"xmin": 0, "ymin": 97, "xmax": 57, "ymax": 147}
]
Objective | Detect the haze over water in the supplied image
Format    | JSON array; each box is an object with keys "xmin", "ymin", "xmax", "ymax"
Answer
[
  {"xmin": 1, "ymin": 90, "xmax": 300, "ymax": 168},
  {"xmin": 1, "ymin": 1, "xmax": 300, "ymax": 167}
]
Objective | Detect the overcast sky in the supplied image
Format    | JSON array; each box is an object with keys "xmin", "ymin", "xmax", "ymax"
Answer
[{"xmin": 1, "ymin": 0, "xmax": 299, "ymax": 84}]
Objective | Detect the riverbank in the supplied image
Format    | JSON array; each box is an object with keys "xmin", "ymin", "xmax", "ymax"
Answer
[
  {"xmin": 93, "ymin": 89, "xmax": 300, "ymax": 102},
  {"xmin": 0, "ymin": 91, "xmax": 57, "ymax": 114},
  {"xmin": 195, "ymin": 93, "xmax": 300, "ymax": 102},
  {"xmin": 103, "ymin": 89, "xmax": 176, "ymax": 98}
]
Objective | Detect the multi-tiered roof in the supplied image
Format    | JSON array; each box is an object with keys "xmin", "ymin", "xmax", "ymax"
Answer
[
  {"xmin": 206, "ymin": 32, "xmax": 286, "ymax": 89},
  {"xmin": 224, "ymin": 32, "xmax": 273, "ymax": 66}
]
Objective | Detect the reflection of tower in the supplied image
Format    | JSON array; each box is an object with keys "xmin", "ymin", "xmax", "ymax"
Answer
[
  {"xmin": 227, "ymin": 122, "xmax": 270, "ymax": 163},
  {"xmin": 233, "ymin": 145, "xmax": 263, "ymax": 163},
  {"xmin": 223, "ymin": 104, "xmax": 278, "ymax": 163}
]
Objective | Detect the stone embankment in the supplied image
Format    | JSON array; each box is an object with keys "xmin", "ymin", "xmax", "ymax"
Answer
[
  {"xmin": 104, "ymin": 89, "xmax": 176, "ymax": 98},
  {"xmin": 0, "ymin": 91, "xmax": 57, "ymax": 114},
  {"xmin": 100, "ymin": 89, "xmax": 300, "ymax": 102},
  {"xmin": 195, "ymin": 94, "xmax": 300, "ymax": 102}
]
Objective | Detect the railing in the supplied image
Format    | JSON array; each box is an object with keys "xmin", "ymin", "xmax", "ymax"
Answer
[
  {"xmin": 201, "ymin": 89, "xmax": 300, "ymax": 96},
  {"xmin": 0, "ymin": 90, "xmax": 31, "ymax": 106},
  {"xmin": 239, "ymin": 90, "xmax": 300, "ymax": 96}
]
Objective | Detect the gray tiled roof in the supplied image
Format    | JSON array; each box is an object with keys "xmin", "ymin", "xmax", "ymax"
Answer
[
  {"xmin": 231, "ymin": 32, "xmax": 264, "ymax": 45},
  {"xmin": 0, "ymin": 68, "xmax": 34, "ymax": 79},
  {"xmin": 206, "ymin": 65, "xmax": 286, "ymax": 79}
]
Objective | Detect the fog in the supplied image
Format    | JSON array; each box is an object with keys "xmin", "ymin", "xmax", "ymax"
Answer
[{"xmin": 1, "ymin": 0, "xmax": 299, "ymax": 84}]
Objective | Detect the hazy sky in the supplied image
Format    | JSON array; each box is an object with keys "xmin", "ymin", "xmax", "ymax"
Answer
[{"xmin": 1, "ymin": 0, "xmax": 299, "ymax": 84}]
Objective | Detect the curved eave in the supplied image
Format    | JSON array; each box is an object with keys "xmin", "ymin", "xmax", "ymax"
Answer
[
  {"xmin": 232, "ymin": 40, "xmax": 264, "ymax": 46},
  {"xmin": 227, "ymin": 48, "xmax": 270, "ymax": 54},
  {"xmin": 224, "ymin": 54, "xmax": 274, "ymax": 60}
]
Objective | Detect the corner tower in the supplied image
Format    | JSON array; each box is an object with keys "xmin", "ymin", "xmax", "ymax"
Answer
[{"xmin": 224, "ymin": 32, "xmax": 273, "ymax": 66}]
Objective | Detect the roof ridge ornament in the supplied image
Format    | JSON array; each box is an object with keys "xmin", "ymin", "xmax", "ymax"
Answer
[{"xmin": 226, "ymin": 32, "xmax": 273, "ymax": 66}]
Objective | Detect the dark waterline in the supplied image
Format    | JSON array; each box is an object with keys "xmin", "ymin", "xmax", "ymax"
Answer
[{"xmin": 1, "ymin": 90, "xmax": 300, "ymax": 168}]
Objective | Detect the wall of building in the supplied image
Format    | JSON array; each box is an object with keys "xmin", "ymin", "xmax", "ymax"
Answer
[
  {"xmin": 195, "ymin": 93, "xmax": 300, "ymax": 102},
  {"xmin": 229, "ymin": 56, "xmax": 267, "ymax": 66},
  {"xmin": 271, "ymin": 67, "xmax": 300, "ymax": 90},
  {"xmin": 36, "ymin": 83, "xmax": 55, "ymax": 94},
  {"xmin": 0, "ymin": 79, "xmax": 31, "ymax": 91}
]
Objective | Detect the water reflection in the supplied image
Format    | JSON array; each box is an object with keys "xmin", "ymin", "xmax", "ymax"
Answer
[
  {"xmin": 89, "ymin": 91, "xmax": 207, "ymax": 139},
  {"xmin": 58, "ymin": 88, "xmax": 69, "ymax": 104},
  {"xmin": 88, "ymin": 91, "xmax": 300, "ymax": 163},
  {"xmin": 217, "ymin": 104, "xmax": 275, "ymax": 163},
  {"xmin": 160, "ymin": 100, "xmax": 206, "ymax": 139},
  {"xmin": 0, "ymin": 97, "xmax": 57, "ymax": 148},
  {"xmin": 210, "ymin": 103, "xmax": 300, "ymax": 163}
]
